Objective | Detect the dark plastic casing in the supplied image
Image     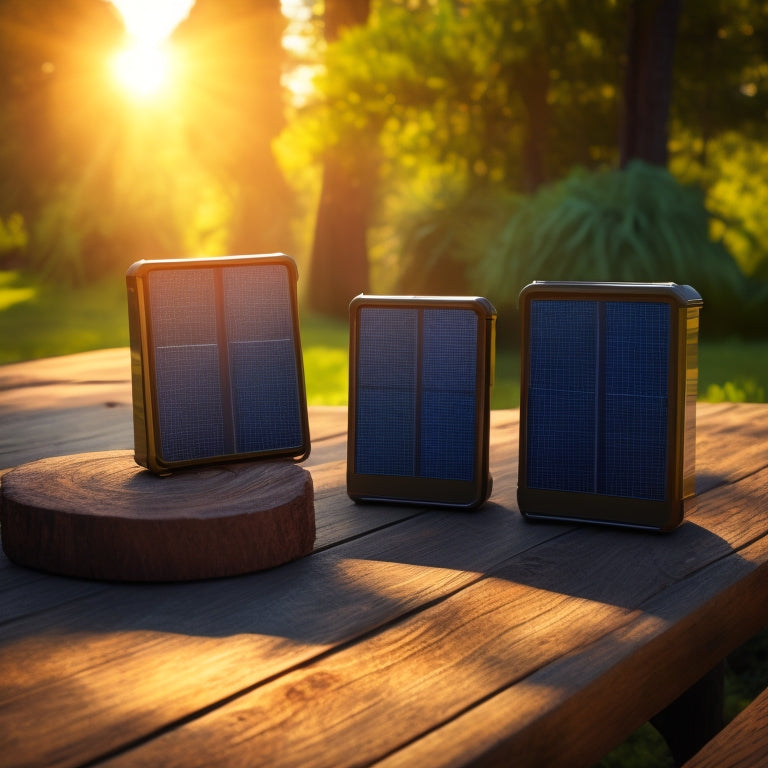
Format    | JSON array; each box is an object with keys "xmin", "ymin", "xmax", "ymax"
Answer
[{"xmin": 347, "ymin": 294, "xmax": 496, "ymax": 508}]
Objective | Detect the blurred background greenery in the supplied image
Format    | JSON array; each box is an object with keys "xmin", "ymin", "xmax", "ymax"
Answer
[
  {"xmin": 1, "ymin": 3, "xmax": 767, "ymax": 763},
  {"xmin": 1, "ymin": 0, "xmax": 767, "ymax": 400},
  {"xmin": 1, "ymin": 269, "xmax": 766, "ymax": 409}
]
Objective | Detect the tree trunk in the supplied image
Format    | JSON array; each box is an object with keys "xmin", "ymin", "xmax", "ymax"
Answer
[
  {"xmin": 308, "ymin": 0, "xmax": 372, "ymax": 318},
  {"xmin": 309, "ymin": 154, "xmax": 372, "ymax": 316},
  {"xmin": 620, "ymin": 0, "xmax": 681, "ymax": 167},
  {"xmin": 517, "ymin": 46, "xmax": 551, "ymax": 193},
  {"xmin": 226, "ymin": 0, "xmax": 294, "ymax": 255},
  {"xmin": 176, "ymin": 0, "xmax": 294, "ymax": 256}
]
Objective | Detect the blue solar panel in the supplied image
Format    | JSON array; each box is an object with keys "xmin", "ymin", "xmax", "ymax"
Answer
[
  {"xmin": 354, "ymin": 306, "xmax": 478, "ymax": 481},
  {"xmin": 148, "ymin": 269, "xmax": 224, "ymax": 462},
  {"xmin": 222, "ymin": 266, "xmax": 304, "ymax": 454},
  {"xmin": 601, "ymin": 301, "xmax": 669, "ymax": 499},
  {"xmin": 129, "ymin": 255, "xmax": 308, "ymax": 471},
  {"xmin": 525, "ymin": 299, "xmax": 670, "ymax": 501}
]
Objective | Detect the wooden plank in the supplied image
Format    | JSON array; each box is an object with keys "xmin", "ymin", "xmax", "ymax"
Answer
[
  {"xmin": 0, "ymin": 348, "xmax": 131, "ymax": 396},
  {"xmin": 0, "ymin": 494, "xmax": 571, "ymax": 767},
  {"xmin": 89, "ymin": 466, "xmax": 768, "ymax": 768},
  {"xmin": 374, "ymin": 465, "xmax": 768, "ymax": 768},
  {"xmin": 377, "ymin": 537, "xmax": 768, "ymax": 768},
  {"xmin": 3, "ymin": 456, "xmax": 761, "ymax": 768},
  {"xmin": 682, "ymin": 685, "xmax": 768, "ymax": 768},
  {"xmin": 0, "ymin": 351, "xmax": 346, "ymax": 470},
  {"xmin": 1, "ymin": 349, "xmax": 767, "ymax": 768},
  {"xmin": 692, "ymin": 402, "xmax": 768, "ymax": 492}
]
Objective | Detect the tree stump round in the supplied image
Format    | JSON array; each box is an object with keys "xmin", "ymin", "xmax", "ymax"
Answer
[{"xmin": 0, "ymin": 450, "xmax": 315, "ymax": 582}]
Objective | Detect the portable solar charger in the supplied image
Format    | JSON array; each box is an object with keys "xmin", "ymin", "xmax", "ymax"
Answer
[
  {"xmin": 126, "ymin": 254, "xmax": 310, "ymax": 474},
  {"xmin": 518, "ymin": 282, "xmax": 702, "ymax": 531},
  {"xmin": 347, "ymin": 294, "xmax": 496, "ymax": 508}
]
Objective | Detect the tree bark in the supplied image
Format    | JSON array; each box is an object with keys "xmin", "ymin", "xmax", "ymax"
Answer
[
  {"xmin": 620, "ymin": 0, "xmax": 681, "ymax": 167},
  {"xmin": 516, "ymin": 46, "xmax": 551, "ymax": 193},
  {"xmin": 308, "ymin": 0, "xmax": 372, "ymax": 318}
]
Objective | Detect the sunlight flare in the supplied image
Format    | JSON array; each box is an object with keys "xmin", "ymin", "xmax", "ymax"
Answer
[
  {"xmin": 111, "ymin": 40, "xmax": 172, "ymax": 98},
  {"xmin": 108, "ymin": 0, "xmax": 195, "ymax": 99},
  {"xmin": 110, "ymin": 0, "xmax": 196, "ymax": 43}
]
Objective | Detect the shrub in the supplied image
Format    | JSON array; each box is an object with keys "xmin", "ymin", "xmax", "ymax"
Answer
[{"xmin": 399, "ymin": 162, "xmax": 767, "ymax": 340}]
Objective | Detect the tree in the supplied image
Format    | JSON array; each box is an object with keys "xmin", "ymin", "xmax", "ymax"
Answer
[
  {"xmin": 619, "ymin": 0, "xmax": 681, "ymax": 167},
  {"xmin": 307, "ymin": 0, "xmax": 372, "ymax": 318},
  {"xmin": 0, "ymin": 0, "xmax": 294, "ymax": 281},
  {"xmin": 174, "ymin": 0, "xmax": 295, "ymax": 257},
  {"xmin": 0, "ymin": 0, "xmax": 132, "ymax": 279},
  {"xmin": 672, "ymin": 0, "xmax": 768, "ymax": 162},
  {"xmin": 283, "ymin": 0, "xmax": 768, "ymax": 305}
]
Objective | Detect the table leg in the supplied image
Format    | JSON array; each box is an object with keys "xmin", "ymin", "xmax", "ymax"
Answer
[{"xmin": 650, "ymin": 660, "xmax": 725, "ymax": 766}]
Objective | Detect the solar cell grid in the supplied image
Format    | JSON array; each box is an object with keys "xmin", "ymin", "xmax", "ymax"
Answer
[
  {"xmin": 148, "ymin": 269, "xmax": 217, "ymax": 347},
  {"xmin": 223, "ymin": 265, "xmax": 294, "ymax": 342},
  {"xmin": 525, "ymin": 298, "xmax": 670, "ymax": 500},
  {"xmin": 601, "ymin": 302, "xmax": 669, "ymax": 500},
  {"xmin": 154, "ymin": 344, "xmax": 225, "ymax": 461},
  {"xmin": 354, "ymin": 306, "xmax": 478, "ymax": 481},
  {"xmin": 131, "ymin": 256, "xmax": 308, "ymax": 470},
  {"xmin": 230, "ymin": 340, "xmax": 304, "ymax": 453}
]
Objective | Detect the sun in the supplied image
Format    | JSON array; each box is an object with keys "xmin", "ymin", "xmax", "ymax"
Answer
[
  {"xmin": 108, "ymin": 0, "xmax": 195, "ymax": 100},
  {"xmin": 111, "ymin": 40, "xmax": 173, "ymax": 99}
]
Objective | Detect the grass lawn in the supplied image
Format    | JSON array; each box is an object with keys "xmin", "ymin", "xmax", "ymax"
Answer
[
  {"xmin": 1, "ymin": 270, "xmax": 767, "ymax": 406},
  {"xmin": 0, "ymin": 271, "xmax": 130, "ymax": 363}
]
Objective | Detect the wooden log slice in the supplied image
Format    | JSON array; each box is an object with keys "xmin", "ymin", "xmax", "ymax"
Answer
[{"xmin": 0, "ymin": 451, "xmax": 315, "ymax": 581}]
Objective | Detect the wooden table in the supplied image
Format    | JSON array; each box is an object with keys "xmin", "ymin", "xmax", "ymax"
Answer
[{"xmin": 1, "ymin": 348, "xmax": 767, "ymax": 768}]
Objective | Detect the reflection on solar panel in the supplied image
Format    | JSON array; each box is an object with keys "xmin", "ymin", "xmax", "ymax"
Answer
[
  {"xmin": 347, "ymin": 295, "xmax": 496, "ymax": 508},
  {"xmin": 518, "ymin": 282, "xmax": 702, "ymax": 531},
  {"xmin": 126, "ymin": 255, "xmax": 309, "ymax": 473}
]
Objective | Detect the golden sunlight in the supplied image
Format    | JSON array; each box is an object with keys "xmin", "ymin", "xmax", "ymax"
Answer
[
  {"xmin": 111, "ymin": 40, "xmax": 172, "ymax": 98},
  {"xmin": 108, "ymin": 0, "xmax": 196, "ymax": 99}
]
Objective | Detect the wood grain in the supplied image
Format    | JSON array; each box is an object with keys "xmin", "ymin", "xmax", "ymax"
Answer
[
  {"xmin": 682, "ymin": 685, "xmax": 768, "ymax": 768},
  {"xmin": 1, "ymin": 349, "xmax": 768, "ymax": 768},
  {"xmin": 0, "ymin": 451, "xmax": 315, "ymax": 581},
  {"xmin": 92, "ymin": 468, "xmax": 768, "ymax": 768}
]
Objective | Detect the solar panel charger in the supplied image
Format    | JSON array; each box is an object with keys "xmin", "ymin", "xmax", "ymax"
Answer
[
  {"xmin": 518, "ymin": 282, "xmax": 702, "ymax": 531},
  {"xmin": 126, "ymin": 254, "xmax": 310, "ymax": 474},
  {"xmin": 347, "ymin": 295, "xmax": 496, "ymax": 508}
]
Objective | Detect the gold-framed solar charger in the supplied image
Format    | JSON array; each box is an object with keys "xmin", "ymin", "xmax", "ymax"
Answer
[
  {"xmin": 126, "ymin": 254, "xmax": 310, "ymax": 474},
  {"xmin": 518, "ymin": 281, "xmax": 702, "ymax": 531},
  {"xmin": 347, "ymin": 295, "xmax": 496, "ymax": 509}
]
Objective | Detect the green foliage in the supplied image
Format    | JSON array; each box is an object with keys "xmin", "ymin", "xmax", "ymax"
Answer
[
  {"xmin": 400, "ymin": 162, "xmax": 764, "ymax": 338},
  {"xmin": 278, "ymin": 0, "xmax": 768, "ymax": 325},
  {"xmin": 0, "ymin": 270, "xmax": 36, "ymax": 312},
  {"xmin": 699, "ymin": 339, "xmax": 768, "ymax": 403},
  {"xmin": 673, "ymin": 0, "xmax": 768, "ymax": 141},
  {"xmin": 704, "ymin": 379, "xmax": 765, "ymax": 403},
  {"xmin": 285, "ymin": 0, "xmax": 625, "ymax": 194},
  {"xmin": 671, "ymin": 132, "xmax": 768, "ymax": 281},
  {"xmin": 725, "ymin": 628, "xmax": 768, "ymax": 721},
  {"xmin": 0, "ymin": 213, "xmax": 27, "ymax": 255},
  {"xmin": 395, "ymin": 183, "xmax": 520, "ymax": 295},
  {"xmin": 299, "ymin": 314, "xmax": 351, "ymax": 406},
  {"xmin": 597, "ymin": 722, "xmax": 675, "ymax": 768}
]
